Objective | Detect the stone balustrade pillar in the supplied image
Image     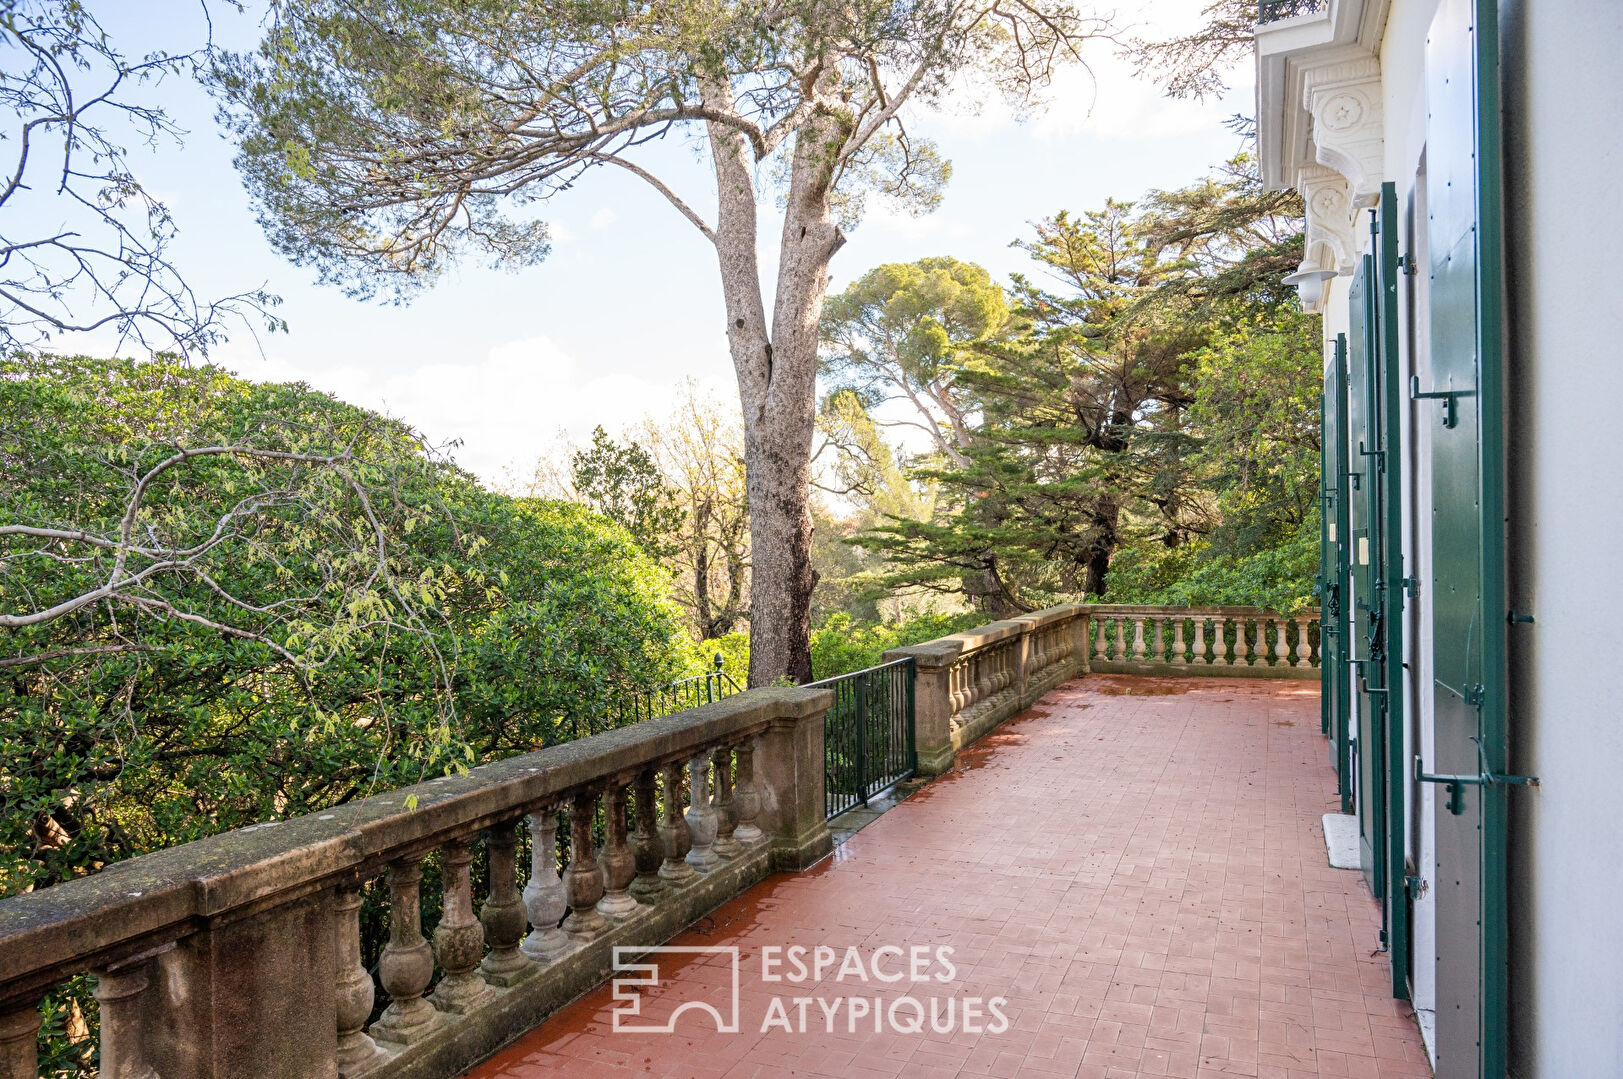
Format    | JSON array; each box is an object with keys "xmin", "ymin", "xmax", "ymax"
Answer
[
  {"xmin": 1172, "ymin": 618, "xmax": 1187, "ymax": 665},
  {"xmin": 732, "ymin": 739, "xmax": 764, "ymax": 843},
  {"xmin": 752, "ymin": 688, "xmax": 836, "ymax": 872},
  {"xmin": 1015, "ymin": 631, "xmax": 1032, "ymax": 706},
  {"xmin": 1234, "ymin": 618, "xmax": 1250, "ymax": 666},
  {"xmin": 685, "ymin": 754, "xmax": 720, "ymax": 871},
  {"xmin": 95, "ymin": 953, "xmax": 165, "ymax": 1079},
  {"xmin": 629, "ymin": 769, "xmax": 666, "ymax": 898},
  {"xmin": 712, "ymin": 747, "xmax": 743, "ymax": 858},
  {"xmin": 561, "ymin": 791, "xmax": 607, "ymax": 940},
  {"xmin": 1192, "ymin": 617, "xmax": 1208, "ymax": 665},
  {"xmin": 430, "ymin": 839, "xmax": 490, "ymax": 1014},
  {"xmin": 374, "ymin": 857, "xmax": 440, "ymax": 1045},
  {"xmin": 1296, "ymin": 616, "xmax": 1314, "ymax": 666},
  {"xmin": 596, "ymin": 783, "xmax": 639, "ymax": 919},
  {"xmin": 882, "ymin": 643, "xmax": 956, "ymax": 775},
  {"xmin": 658, "ymin": 762, "xmax": 696, "ymax": 885},
  {"xmin": 1073, "ymin": 612, "xmax": 1093, "ymax": 674},
  {"xmin": 479, "ymin": 820, "xmax": 531, "ymax": 986},
  {"xmin": 520, "ymin": 809, "xmax": 568, "ymax": 962},
  {"xmin": 334, "ymin": 885, "xmax": 387, "ymax": 1074},
  {"xmin": 0, "ymin": 999, "xmax": 40, "ymax": 1079}
]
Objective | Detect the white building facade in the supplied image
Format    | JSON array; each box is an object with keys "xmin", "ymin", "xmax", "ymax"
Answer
[{"xmin": 1256, "ymin": 1, "xmax": 1623, "ymax": 1075}]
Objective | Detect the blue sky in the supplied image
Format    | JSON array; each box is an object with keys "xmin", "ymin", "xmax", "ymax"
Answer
[{"xmin": 84, "ymin": 1, "xmax": 1253, "ymax": 486}]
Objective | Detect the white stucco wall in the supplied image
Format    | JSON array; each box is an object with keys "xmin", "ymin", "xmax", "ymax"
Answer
[
  {"xmin": 1500, "ymin": 2, "xmax": 1623, "ymax": 1074},
  {"xmin": 1304, "ymin": 3, "xmax": 1623, "ymax": 1069}
]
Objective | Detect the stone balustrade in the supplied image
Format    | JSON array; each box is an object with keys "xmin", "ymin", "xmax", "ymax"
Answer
[
  {"xmin": 884, "ymin": 604, "xmax": 1321, "ymax": 775},
  {"xmin": 885, "ymin": 604, "xmax": 1092, "ymax": 775},
  {"xmin": 0, "ymin": 688, "xmax": 832, "ymax": 1079},
  {"xmin": 1085, "ymin": 605, "xmax": 1320, "ymax": 679}
]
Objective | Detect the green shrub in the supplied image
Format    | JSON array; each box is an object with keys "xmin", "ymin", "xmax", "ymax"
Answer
[{"xmin": 1, "ymin": 355, "xmax": 685, "ymax": 899}]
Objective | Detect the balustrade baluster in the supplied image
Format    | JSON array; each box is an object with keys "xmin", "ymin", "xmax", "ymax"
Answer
[
  {"xmin": 630, "ymin": 769, "xmax": 665, "ymax": 898},
  {"xmin": 1273, "ymin": 618, "xmax": 1290, "ymax": 666},
  {"xmin": 1213, "ymin": 618, "xmax": 1232, "ymax": 666},
  {"xmin": 375, "ymin": 857, "xmax": 440, "ymax": 1043},
  {"xmin": 1113, "ymin": 618, "xmax": 1126, "ymax": 662},
  {"xmin": 1296, "ymin": 616, "xmax": 1314, "ymax": 666},
  {"xmin": 685, "ymin": 753, "xmax": 720, "ymax": 870},
  {"xmin": 562, "ymin": 791, "xmax": 607, "ymax": 939},
  {"xmin": 733, "ymin": 739, "xmax": 764, "ymax": 844},
  {"xmin": 1093, "ymin": 616, "xmax": 1107, "ymax": 663},
  {"xmin": 712, "ymin": 746, "xmax": 743, "ymax": 858},
  {"xmin": 1150, "ymin": 618, "xmax": 1164, "ymax": 664},
  {"xmin": 659, "ymin": 762, "xmax": 696, "ymax": 884},
  {"xmin": 1191, "ymin": 617, "xmax": 1208, "ymax": 664},
  {"xmin": 334, "ymin": 885, "xmax": 388, "ymax": 1073},
  {"xmin": 1234, "ymin": 618, "xmax": 1250, "ymax": 666},
  {"xmin": 1171, "ymin": 618, "xmax": 1187, "ymax": 665},
  {"xmin": 597, "ymin": 783, "xmax": 640, "ymax": 918},
  {"xmin": 520, "ymin": 809, "xmax": 568, "ymax": 961},
  {"xmin": 479, "ymin": 820, "xmax": 531, "ymax": 985},
  {"xmin": 94, "ymin": 954, "xmax": 164, "ymax": 1079},
  {"xmin": 431, "ymin": 838, "xmax": 492, "ymax": 1012},
  {"xmin": 0, "ymin": 999, "xmax": 40, "ymax": 1079},
  {"xmin": 1131, "ymin": 618, "xmax": 1148, "ymax": 662}
]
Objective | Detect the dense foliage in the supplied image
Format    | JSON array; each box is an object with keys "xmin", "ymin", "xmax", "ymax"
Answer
[
  {"xmin": 836, "ymin": 159, "xmax": 1321, "ymax": 614},
  {"xmin": 682, "ymin": 609, "xmax": 988, "ymax": 689},
  {"xmin": 1, "ymin": 355, "xmax": 684, "ymax": 899}
]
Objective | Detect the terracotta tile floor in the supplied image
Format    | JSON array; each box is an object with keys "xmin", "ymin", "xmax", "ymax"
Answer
[{"xmin": 464, "ymin": 675, "xmax": 1432, "ymax": 1079}]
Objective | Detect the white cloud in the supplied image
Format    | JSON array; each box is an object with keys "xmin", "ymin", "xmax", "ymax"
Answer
[
  {"xmin": 589, "ymin": 207, "xmax": 618, "ymax": 230},
  {"xmin": 231, "ymin": 336, "xmax": 705, "ymax": 488}
]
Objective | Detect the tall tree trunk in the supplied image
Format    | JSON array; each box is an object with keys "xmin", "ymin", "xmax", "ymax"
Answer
[
  {"xmin": 1083, "ymin": 496, "xmax": 1121, "ymax": 598},
  {"xmin": 705, "ymin": 81, "xmax": 844, "ymax": 686}
]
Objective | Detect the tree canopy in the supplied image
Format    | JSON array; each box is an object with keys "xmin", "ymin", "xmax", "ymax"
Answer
[
  {"xmin": 214, "ymin": 0, "xmax": 1110, "ymax": 685},
  {"xmin": 1, "ymin": 355, "xmax": 685, "ymax": 899},
  {"xmin": 844, "ymin": 159, "xmax": 1319, "ymax": 613}
]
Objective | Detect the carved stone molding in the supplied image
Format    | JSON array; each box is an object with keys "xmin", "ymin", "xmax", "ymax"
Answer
[
  {"xmin": 1297, "ymin": 164, "xmax": 1358, "ymax": 275},
  {"xmin": 1302, "ymin": 58, "xmax": 1385, "ymax": 206}
]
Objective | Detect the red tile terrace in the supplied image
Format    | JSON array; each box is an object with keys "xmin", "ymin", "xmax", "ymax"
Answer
[{"xmin": 0, "ymin": 606, "xmax": 1428, "ymax": 1079}]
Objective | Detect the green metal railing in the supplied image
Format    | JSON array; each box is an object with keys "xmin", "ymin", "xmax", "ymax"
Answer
[
  {"xmin": 1258, "ymin": 0, "xmax": 1324, "ymax": 22},
  {"xmin": 812, "ymin": 657, "xmax": 916, "ymax": 820},
  {"xmin": 610, "ymin": 654, "xmax": 741, "ymax": 724}
]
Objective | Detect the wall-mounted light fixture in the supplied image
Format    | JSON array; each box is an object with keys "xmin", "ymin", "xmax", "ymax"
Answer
[{"xmin": 1283, "ymin": 265, "xmax": 1339, "ymax": 313}]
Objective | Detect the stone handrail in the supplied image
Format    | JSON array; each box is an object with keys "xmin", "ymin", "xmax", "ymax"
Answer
[
  {"xmin": 1085, "ymin": 604, "xmax": 1321, "ymax": 678},
  {"xmin": 0, "ymin": 688, "xmax": 833, "ymax": 1079}
]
